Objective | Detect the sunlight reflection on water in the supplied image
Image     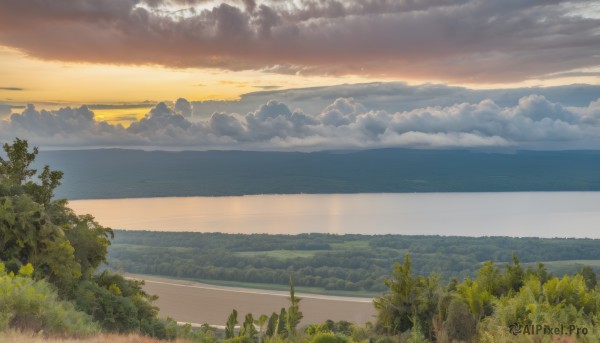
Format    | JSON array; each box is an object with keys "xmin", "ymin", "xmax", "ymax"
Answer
[{"xmin": 69, "ymin": 192, "xmax": 600, "ymax": 238}]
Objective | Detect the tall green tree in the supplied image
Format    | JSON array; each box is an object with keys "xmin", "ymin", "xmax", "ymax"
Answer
[
  {"xmin": 373, "ymin": 255, "xmax": 439, "ymax": 338},
  {"xmin": 0, "ymin": 190, "xmax": 81, "ymax": 284},
  {"xmin": 443, "ymin": 298, "xmax": 477, "ymax": 342},
  {"xmin": 256, "ymin": 314, "xmax": 269, "ymax": 343},
  {"xmin": 239, "ymin": 313, "xmax": 258, "ymax": 340},
  {"xmin": 456, "ymin": 279, "xmax": 493, "ymax": 321},
  {"xmin": 503, "ymin": 254, "xmax": 524, "ymax": 294},
  {"xmin": 286, "ymin": 274, "xmax": 303, "ymax": 337},
  {"xmin": 0, "ymin": 138, "xmax": 111, "ymax": 285},
  {"xmin": 0, "ymin": 138, "xmax": 163, "ymax": 337},
  {"xmin": 64, "ymin": 214, "xmax": 113, "ymax": 278},
  {"xmin": 26, "ymin": 165, "xmax": 64, "ymax": 207},
  {"xmin": 265, "ymin": 312, "xmax": 278, "ymax": 338},
  {"xmin": 276, "ymin": 308, "xmax": 287, "ymax": 337},
  {"xmin": 0, "ymin": 138, "xmax": 38, "ymax": 184},
  {"xmin": 580, "ymin": 266, "xmax": 598, "ymax": 290},
  {"xmin": 226, "ymin": 309, "xmax": 238, "ymax": 339}
]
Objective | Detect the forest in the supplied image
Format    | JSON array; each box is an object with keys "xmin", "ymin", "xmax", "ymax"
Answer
[
  {"xmin": 1, "ymin": 138, "xmax": 599, "ymax": 342},
  {"xmin": 36, "ymin": 148, "xmax": 600, "ymax": 200},
  {"xmin": 0, "ymin": 139, "xmax": 180, "ymax": 339},
  {"xmin": 109, "ymin": 231, "xmax": 600, "ymax": 294}
]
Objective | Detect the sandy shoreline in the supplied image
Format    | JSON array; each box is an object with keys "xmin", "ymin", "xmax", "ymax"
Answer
[{"xmin": 127, "ymin": 274, "xmax": 377, "ymax": 326}]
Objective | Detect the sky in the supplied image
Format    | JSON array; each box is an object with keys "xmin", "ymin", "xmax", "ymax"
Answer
[{"xmin": 1, "ymin": 0, "xmax": 600, "ymax": 150}]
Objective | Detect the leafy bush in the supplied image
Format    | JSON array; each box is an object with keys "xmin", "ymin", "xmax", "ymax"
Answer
[
  {"xmin": 309, "ymin": 332, "xmax": 349, "ymax": 343},
  {"xmin": 222, "ymin": 336, "xmax": 256, "ymax": 343},
  {"xmin": 0, "ymin": 263, "xmax": 99, "ymax": 335}
]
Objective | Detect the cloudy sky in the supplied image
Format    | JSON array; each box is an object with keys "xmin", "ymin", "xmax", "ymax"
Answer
[{"xmin": 1, "ymin": 0, "xmax": 599, "ymax": 150}]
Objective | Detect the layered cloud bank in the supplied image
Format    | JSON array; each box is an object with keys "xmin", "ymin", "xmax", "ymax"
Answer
[
  {"xmin": 0, "ymin": 0, "xmax": 599, "ymax": 83},
  {"xmin": 2, "ymin": 84, "xmax": 600, "ymax": 151}
]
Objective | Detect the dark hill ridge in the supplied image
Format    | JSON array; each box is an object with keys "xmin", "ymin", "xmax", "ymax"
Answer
[{"xmin": 34, "ymin": 148, "xmax": 600, "ymax": 200}]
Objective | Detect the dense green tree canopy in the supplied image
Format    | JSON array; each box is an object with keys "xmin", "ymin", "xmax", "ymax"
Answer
[
  {"xmin": 0, "ymin": 138, "xmax": 166, "ymax": 337},
  {"xmin": 0, "ymin": 138, "xmax": 111, "ymax": 285},
  {"xmin": 373, "ymin": 255, "xmax": 600, "ymax": 341}
]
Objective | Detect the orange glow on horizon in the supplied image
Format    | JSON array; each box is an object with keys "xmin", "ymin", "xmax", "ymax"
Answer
[{"xmin": 2, "ymin": 45, "xmax": 598, "ymax": 127}]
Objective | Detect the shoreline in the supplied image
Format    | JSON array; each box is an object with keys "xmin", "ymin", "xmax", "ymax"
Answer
[{"xmin": 126, "ymin": 273, "xmax": 377, "ymax": 326}]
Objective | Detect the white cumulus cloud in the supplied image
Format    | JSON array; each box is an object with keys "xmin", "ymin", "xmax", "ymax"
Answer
[{"xmin": 2, "ymin": 88, "xmax": 600, "ymax": 151}]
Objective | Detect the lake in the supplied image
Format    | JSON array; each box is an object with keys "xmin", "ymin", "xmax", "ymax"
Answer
[{"xmin": 68, "ymin": 192, "xmax": 600, "ymax": 238}]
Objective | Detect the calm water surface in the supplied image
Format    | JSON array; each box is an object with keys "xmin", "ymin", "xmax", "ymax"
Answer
[{"xmin": 68, "ymin": 192, "xmax": 600, "ymax": 238}]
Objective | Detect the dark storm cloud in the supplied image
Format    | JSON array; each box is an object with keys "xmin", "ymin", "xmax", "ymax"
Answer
[{"xmin": 0, "ymin": 0, "xmax": 598, "ymax": 82}]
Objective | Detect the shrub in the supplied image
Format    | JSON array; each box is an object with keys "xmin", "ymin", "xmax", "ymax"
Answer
[
  {"xmin": 310, "ymin": 332, "xmax": 350, "ymax": 343},
  {"xmin": 0, "ymin": 262, "xmax": 99, "ymax": 335},
  {"xmin": 222, "ymin": 335, "xmax": 256, "ymax": 343}
]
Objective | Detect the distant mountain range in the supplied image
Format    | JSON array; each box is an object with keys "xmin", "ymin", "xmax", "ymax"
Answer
[{"xmin": 35, "ymin": 148, "xmax": 600, "ymax": 200}]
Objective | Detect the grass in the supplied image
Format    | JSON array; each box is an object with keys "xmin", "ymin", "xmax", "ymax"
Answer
[
  {"xmin": 0, "ymin": 330, "xmax": 191, "ymax": 343},
  {"xmin": 234, "ymin": 241, "xmax": 375, "ymax": 260},
  {"xmin": 234, "ymin": 240, "xmax": 378, "ymax": 260},
  {"xmin": 522, "ymin": 260, "xmax": 600, "ymax": 275},
  {"xmin": 111, "ymin": 244, "xmax": 196, "ymax": 253},
  {"xmin": 234, "ymin": 250, "xmax": 326, "ymax": 259},
  {"xmin": 330, "ymin": 241, "xmax": 371, "ymax": 250},
  {"xmin": 540, "ymin": 259, "xmax": 600, "ymax": 267},
  {"xmin": 134, "ymin": 273, "xmax": 379, "ymax": 298}
]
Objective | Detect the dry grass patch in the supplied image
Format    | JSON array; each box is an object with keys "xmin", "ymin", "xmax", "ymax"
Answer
[{"xmin": 0, "ymin": 330, "xmax": 192, "ymax": 343}]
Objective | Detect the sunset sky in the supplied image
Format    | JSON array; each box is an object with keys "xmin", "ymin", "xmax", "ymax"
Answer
[{"xmin": 1, "ymin": 0, "xmax": 599, "ymax": 150}]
